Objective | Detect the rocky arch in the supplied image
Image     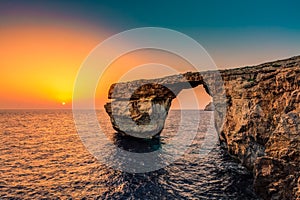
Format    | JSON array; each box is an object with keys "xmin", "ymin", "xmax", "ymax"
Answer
[
  {"xmin": 104, "ymin": 55, "xmax": 300, "ymax": 199},
  {"xmin": 104, "ymin": 71, "xmax": 225, "ymax": 139}
]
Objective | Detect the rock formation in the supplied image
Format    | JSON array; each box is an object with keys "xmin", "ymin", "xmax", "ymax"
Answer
[
  {"xmin": 104, "ymin": 55, "xmax": 300, "ymax": 199},
  {"xmin": 204, "ymin": 102, "xmax": 215, "ymax": 111},
  {"xmin": 104, "ymin": 72, "xmax": 226, "ymax": 138},
  {"xmin": 218, "ymin": 56, "xmax": 300, "ymax": 200}
]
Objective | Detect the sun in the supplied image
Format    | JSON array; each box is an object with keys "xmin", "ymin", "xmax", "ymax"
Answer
[{"xmin": 62, "ymin": 102, "xmax": 66, "ymax": 106}]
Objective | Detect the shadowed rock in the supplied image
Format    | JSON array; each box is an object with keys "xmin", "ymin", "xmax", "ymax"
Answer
[{"xmin": 204, "ymin": 102, "xmax": 215, "ymax": 111}]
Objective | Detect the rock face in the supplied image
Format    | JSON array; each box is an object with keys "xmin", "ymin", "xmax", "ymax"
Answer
[
  {"xmin": 104, "ymin": 55, "xmax": 300, "ymax": 199},
  {"xmin": 218, "ymin": 56, "xmax": 300, "ymax": 200},
  {"xmin": 104, "ymin": 84, "xmax": 176, "ymax": 138},
  {"xmin": 204, "ymin": 102, "xmax": 215, "ymax": 111}
]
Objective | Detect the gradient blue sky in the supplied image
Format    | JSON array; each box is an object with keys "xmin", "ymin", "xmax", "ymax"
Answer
[{"xmin": 2, "ymin": 0, "xmax": 300, "ymax": 68}]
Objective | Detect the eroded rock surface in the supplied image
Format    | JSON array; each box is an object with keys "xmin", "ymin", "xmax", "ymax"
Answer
[
  {"xmin": 104, "ymin": 56, "xmax": 300, "ymax": 199},
  {"xmin": 104, "ymin": 72, "xmax": 226, "ymax": 138},
  {"xmin": 204, "ymin": 102, "xmax": 215, "ymax": 111},
  {"xmin": 219, "ymin": 56, "xmax": 300, "ymax": 200}
]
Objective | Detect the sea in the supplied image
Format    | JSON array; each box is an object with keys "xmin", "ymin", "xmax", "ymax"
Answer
[{"xmin": 0, "ymin": 110, "xmax": 259, "ymax": 199}]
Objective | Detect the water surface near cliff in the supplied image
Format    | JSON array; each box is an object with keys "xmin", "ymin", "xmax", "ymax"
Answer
[{"xmin": 0, "ymin": 110, "xmax": 259, "ymax": 199}]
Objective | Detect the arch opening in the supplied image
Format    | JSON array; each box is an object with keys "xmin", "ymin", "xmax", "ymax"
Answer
[{"xmin": 170, "ymin": 84, "xmax": 213, "ymax": 110}]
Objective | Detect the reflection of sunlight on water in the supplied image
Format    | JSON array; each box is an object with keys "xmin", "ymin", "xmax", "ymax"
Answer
[{"xmin": 0, "ymin": 110, "xmax": 258, "ymax": 199}]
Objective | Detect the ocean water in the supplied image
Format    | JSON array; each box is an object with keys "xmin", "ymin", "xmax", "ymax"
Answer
[{"xmin": 0, "ymin": 110, "xmax": 259, "ymax": 199}]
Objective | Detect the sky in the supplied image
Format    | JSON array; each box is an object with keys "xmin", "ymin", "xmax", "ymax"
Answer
[{"xmin": 1, "ymin": 0, "xmax": 300, "ymax": 109}]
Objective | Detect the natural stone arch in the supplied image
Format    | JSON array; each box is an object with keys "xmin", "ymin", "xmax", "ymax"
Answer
[{"xmin": 104, "ymin": 71, "xmax": 224, "ymax": 138}]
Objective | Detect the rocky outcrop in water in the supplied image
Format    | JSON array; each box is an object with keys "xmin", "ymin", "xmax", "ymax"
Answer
[
  {"xmin": 104, "ymin": 72, "xmax": 225, "ymax": 138},
  {"xmin": 104, "ymin": 56, "xmax": 300, "ymax": 199}
]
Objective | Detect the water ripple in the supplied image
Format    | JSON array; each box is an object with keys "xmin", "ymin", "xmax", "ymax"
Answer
[{"xmin": 0, "ymin": 110, "xmax": 259, "ymax": 199}]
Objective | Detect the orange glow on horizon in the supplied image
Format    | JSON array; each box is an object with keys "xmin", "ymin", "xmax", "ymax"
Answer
[
  {"xmin": 0, "ymin": 23, "xmax": 109, "ymax": 109},
  {"xmin": 1, "ymin": 24, "xmax": 212, "ymax": 109}
]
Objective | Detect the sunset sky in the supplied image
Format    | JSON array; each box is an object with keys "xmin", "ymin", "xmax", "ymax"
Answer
[{"xmin": 1, "ymin": 0, "xmax": 300, "ymax": 109}]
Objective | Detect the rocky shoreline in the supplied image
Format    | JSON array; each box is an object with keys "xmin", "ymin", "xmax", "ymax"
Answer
[{"xmin": 105, "ymin": 55, "xmax": 300, "ymax": 199}]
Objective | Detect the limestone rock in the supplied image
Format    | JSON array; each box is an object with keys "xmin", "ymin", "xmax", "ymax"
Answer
[
  {"xmin": 104, "ymin": 55, "xmax": 300, "ymax": 199},
  {"xmin": 204, "ymin": 102, "xmax": 215, "ymax": 111}
]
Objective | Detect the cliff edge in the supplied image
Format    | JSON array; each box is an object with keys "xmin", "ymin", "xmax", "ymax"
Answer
[{"xmin": 104, "ymin": 55, "xmax": 300, "ymax": 199}]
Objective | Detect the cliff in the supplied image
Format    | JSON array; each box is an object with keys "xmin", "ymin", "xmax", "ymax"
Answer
[
  {"xmin": 216, "ymin": 56, "xmax": 300, "ymax": 199},
  {"xmin": 104, "ymin": 55, "xmax": 300, "ymax": 199}
]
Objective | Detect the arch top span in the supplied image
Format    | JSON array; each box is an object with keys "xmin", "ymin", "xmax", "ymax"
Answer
[{"xmin": 104, "ymin": 71, "xmax": 225, "ymax": 138}]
